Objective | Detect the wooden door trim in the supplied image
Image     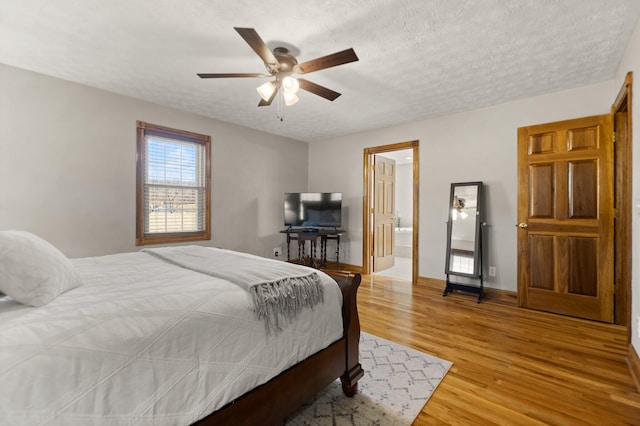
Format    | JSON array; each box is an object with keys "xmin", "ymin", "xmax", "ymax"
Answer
[
  {"xmin": 611, "ymin": 71, "xmax": 633, "ymax": 333},
  {"xmin": 363, "ymin": 140, "xmax": 419, "ymax": 284}
]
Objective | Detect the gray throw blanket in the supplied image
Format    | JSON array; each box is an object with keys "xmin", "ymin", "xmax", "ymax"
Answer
[{"xmin": 142, "ymin": 246, "xmax": 324, "ymax": 334}]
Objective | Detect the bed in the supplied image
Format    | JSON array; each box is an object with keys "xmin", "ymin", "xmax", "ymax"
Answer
[{"xmin": 0, "ymin": 231, "xmax": 363, "ymax": 425}]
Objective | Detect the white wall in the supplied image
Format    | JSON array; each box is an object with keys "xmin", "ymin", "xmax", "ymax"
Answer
[
  {"xmin": 614, "ymin": 17, "xmax": 640, "ymax": 358},
  {"xmin": 309, "ymin": 80, "xmax": 614, "ymax": 291},
  {"xmin": 0, "ymin": 63, "xmax": 308, "ymax": 258}
]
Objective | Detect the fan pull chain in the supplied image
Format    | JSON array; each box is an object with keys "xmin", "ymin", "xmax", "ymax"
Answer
[{"xmin": 276, "ymin": 89, "xmax": 284, "ymax": 122}]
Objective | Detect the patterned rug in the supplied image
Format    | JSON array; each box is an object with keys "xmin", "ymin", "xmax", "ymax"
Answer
[{"xmin": 285, "ymin": 332, "xmax": 453, "ymax": 425}]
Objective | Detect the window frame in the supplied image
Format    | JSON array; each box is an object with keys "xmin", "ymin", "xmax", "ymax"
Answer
[{"xmin": 136, "ymin": 121, "xmax": 211, "ymax": 246}]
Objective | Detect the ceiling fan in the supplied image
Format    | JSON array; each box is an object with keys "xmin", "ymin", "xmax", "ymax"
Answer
[{"xmin": 197, "ymin": 27, "xmax": 359, "ymax": 107}]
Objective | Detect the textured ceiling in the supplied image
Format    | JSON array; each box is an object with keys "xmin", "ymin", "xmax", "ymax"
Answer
[{"xmin": 1, "ymin": 0, "xmax": 639, "ymax": 143}]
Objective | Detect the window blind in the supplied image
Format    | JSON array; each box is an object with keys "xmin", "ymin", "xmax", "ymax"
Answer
[{"xmin": 143, "ymin": 135, "xmax": 205, "ymax": 234}]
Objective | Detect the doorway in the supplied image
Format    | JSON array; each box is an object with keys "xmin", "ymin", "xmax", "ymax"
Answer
[
  {"xmin": 518, "ymin": 73, "xmax": 633, "ymax": 330},
  {"xmin": 363, "ymin": 140, "xmax": 419, "ymax": 284}
]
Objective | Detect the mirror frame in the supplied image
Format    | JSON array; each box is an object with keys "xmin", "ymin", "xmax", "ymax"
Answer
[{"xmin": 444, "ymin": 181, "xmax": 484, "ymax": 278}]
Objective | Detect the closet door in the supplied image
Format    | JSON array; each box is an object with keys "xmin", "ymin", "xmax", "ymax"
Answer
[{"xmin": 517, "ymin": 114, "xmax": 614, "ymax": 322}]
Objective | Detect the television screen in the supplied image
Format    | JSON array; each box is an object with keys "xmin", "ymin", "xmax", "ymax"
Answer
[{"xmin": 284, "ymin": 192, "xmax": 342, "ymax": 228}]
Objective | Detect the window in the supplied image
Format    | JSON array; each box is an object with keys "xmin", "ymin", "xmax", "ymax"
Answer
[{"xmin": 136, "ymin": 121, "xmax": 211, "ymax": 245}]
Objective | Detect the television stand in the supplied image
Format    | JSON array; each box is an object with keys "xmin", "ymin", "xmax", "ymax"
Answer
[{"xmin": 280, "ymin": 228, "xmax": 344, "ymax": 269}]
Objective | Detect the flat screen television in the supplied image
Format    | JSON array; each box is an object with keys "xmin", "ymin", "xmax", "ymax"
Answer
[{"xmin": 284, "ymin": 192, "xmax": 342, "ymax": 228}]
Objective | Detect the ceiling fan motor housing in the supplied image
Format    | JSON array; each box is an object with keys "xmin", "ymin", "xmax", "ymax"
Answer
[{"xmin": 271, "ymin": 47, "xmax": 297, "ymax": 77}]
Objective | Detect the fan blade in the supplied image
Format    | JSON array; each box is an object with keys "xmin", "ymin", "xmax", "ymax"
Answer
[
  {"xmin": 258, "ymin": 81, "xmax": 281, "ymax": 107},
  {"xmin": 298, "ymin": 78, "xmax": 341, "ymax": 101},
  {"xmin": 234, "ymin": 27, "xmax": 279, "ymax": 68},
  {"xmin": 197, "ymin": 73, "xmax": 269, "ymax": 78},
  {"xmin": 294, "ymin": 48, "xmax": 359, "ymax": 74}
]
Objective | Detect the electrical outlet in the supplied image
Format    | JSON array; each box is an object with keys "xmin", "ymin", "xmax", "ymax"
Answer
[
  {"xmin": 488, "ymin": 266, "xmax": 496, "ymax": 277},
  {"xmin": 273, "ymin": 247, "xmax": 281, "ymax": 257}
]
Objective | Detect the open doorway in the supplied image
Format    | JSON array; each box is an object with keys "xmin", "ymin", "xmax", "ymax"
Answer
[{"xmin": 363, "ymin": 140, "xmax": 419, "ymax": 284}]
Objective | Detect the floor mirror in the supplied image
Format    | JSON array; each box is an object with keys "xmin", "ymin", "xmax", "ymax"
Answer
[{"xmin": 443, "ymin": 181, "xmax": 485, "ymax": 302}]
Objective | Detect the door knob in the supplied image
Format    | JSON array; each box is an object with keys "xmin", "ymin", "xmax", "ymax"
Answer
[{"xmin": 517, "ymin": 223, "xmax": 528, "ymax": 229}]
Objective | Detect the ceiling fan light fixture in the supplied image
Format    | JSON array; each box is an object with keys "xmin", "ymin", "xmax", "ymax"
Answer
[
  {"xmin": 282, "ymin": 76, "xmax": 299, "ymax": 94},
  {"xmin": 198, "ymin": 28, "xmax": 358, "ymax": 115},
  {"xmin": 257, "ymin": 81, "xmax": 276, "ymax": 102},
  {"xmin": 284, "ymin": 92, "xmax": 299, "ymax": 106}
]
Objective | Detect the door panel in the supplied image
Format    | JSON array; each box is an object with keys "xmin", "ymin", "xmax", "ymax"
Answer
[
  {"xmin": 568, "ymin": 236, "xmax": 597, "ymax": 296},
  {"xmin": 517, "ymin": 114, "xmax": 614, "ymax": 322},
  {"xmin": 568, "ymin": 160, "xmax": 597, "ymax": 218},
  {"xmin": 373, "ymin": 155, "xmax": 395, "ymax": 272},
  {"xmin": 529, "ymin": 235, "xmax": 554, "ymax": 290},
  {"xmin": 529, "ymin": 132, "xmax": 555, "ymax": 154},
  {"xmin": 567, "ymin": 126, "xmax": 599, "ymax": 151},
  {"xmin": 529, "ymin": 164, "xmax": 555, "ymax": 218}
]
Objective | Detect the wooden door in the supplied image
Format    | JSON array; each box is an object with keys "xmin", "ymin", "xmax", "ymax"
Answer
[
  {"xmin": 517, "ymin": 114, "xmax": 614, "ymax": 322},
  {"xmin": 373, "ymin": 155, "xmax": 396, "ymax": 272}
]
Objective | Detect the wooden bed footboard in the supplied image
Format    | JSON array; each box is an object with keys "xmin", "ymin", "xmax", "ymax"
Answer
[
  {"xmin": 325, "ymin": 270, "xmax": 365, "ymax": 396},
  {"xmin": 193, "ymin": 271, "xmax": 363, "ymax": 426}
]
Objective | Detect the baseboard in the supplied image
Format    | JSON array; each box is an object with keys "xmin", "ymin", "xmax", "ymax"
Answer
[
  {"xmin": 416, "ymin": 276, "xmax": 517, "ymax": 306},
  {"xmin": 627, "ymin": 344, "xmax": 640, "ymax": 392},
  {"xmin": 306, "ymin": 267, "xmax": 516, "ymax": 304}
]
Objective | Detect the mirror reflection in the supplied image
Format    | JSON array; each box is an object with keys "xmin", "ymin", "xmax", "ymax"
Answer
[{"xmin": 446, "ymin": 182, "xmax": 482, "ymax": 277}]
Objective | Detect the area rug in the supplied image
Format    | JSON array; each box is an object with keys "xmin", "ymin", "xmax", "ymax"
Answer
[{"xmin": 284, "ymin": 332, "xmax": 453, "ymax": 425}]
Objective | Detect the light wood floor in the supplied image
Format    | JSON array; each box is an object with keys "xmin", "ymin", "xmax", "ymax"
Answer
[{"xmin": 356, "ymin": 274, "xmax": 640, "ymax": 425}]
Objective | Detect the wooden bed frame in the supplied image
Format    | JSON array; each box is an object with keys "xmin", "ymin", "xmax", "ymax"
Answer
[{"xmin": 193, "ymin": 271, "xmax": 364, "ymax": 426}]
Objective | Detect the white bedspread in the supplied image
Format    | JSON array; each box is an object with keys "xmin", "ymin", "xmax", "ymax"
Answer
[
  {"xmin": 142, "ymin": 246, "xmax": 326, "ymax": 334},
  {"xmin": 0, "ymin": 251, "xmax": 343, "ymax": 425}
]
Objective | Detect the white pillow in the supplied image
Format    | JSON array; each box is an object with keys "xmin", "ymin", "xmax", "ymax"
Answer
[{"xmin": 0, "ymin": 230, "xmax": 82, "ymax": 306}]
